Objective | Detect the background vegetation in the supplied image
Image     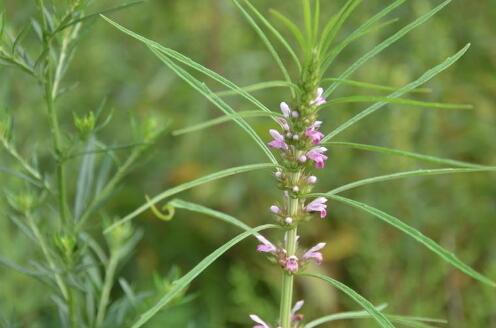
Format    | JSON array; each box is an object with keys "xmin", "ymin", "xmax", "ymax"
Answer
[{"xmin": 1, "ymin": 0, "xmax": 494, "ymax": 327}]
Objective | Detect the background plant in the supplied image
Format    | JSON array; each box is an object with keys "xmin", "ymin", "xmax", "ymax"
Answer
[
  {"xmin": 1, "ymin": 0, "xmax": 495, "ymax": 327},
  {"xmin": 0, "ymin": 1, "xmax": 190, "ymax": 327}
]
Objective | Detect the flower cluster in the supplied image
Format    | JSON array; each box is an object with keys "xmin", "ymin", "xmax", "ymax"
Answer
[
  {"xmin": 250, "ymin": 300, "xmax": 305, "ymax": 328},
  {"xmin": 252, "ymin": 87, "xmax": 330, "ymax": 326},
  {"xmin": 256, "ymin": 235, "xmax": 326, "ymax": 274}
]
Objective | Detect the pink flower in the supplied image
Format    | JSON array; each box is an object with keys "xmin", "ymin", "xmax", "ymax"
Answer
[
  {"xmin": 305, "ymin": 121, "xmax": 324, "ymax": 144},
  {"xmin": 256, "ymin": 235, "xmax": 277, "ymax": 253},
  {"xmin": 291, "ymin": 300, "xmax": 305, "ymax": 323},
  {"xmin": 270, "ymin": 205, "xmax": 280, "ymax": 214},
  {"xmin": 303, "ymin": 242, "xmax": 326, "ymax": 264},
  {"xmin": 306, "ymin": 146, "xmax": 328, "ymax": 168},
  {"xmin": 250, "ymin": 314, "xmax": 271, "ymax": 328},
  {"xmin": 268, "ymin": 129, "xmax": 288, "ymax": 150},
  {"xmin": 280, "ymin": 102, "xmax": 291, "ymax": 118},
  {"xmin": 310, "ymin": 87, "xmax": 326, "ymax": 106},
  {"xmin": 285, "ymin": 255, "xmax": 299, "ymax": 273},
  {"xmin": 276, "ymin": 117, "xmax": 290, "ymax": 131},
  {"xmin": 306, "ymin": 197, "xmax": 328, "ymax": 218}
]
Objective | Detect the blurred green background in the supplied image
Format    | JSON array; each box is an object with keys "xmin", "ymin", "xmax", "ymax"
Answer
[{"xmin": 1, "ymin": 0, "xmax": 495, "ymax": 327}]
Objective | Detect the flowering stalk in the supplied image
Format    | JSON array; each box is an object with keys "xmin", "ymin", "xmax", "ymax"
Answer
[{"xmin": 252, "ymin": 57, "xmax": 328, "ymax": 328}]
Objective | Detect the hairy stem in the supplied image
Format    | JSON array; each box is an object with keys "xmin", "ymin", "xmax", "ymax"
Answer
[{"xmin": 279, "ymin": 172, "xmax": 301, "ymax": 327}]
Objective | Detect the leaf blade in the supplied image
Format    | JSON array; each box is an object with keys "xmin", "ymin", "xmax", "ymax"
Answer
[
  {"xmin": 322, "ymin": 44, "xmax": 470, "ymax": 142},
  {"xmin": 328, "ymin": 195, "xmax": 496, "ymax": 287},
  {"xmin": 131, "ymin": 224, "xmax": 278, "ymax": 327},
  {"xmin": 299, "ymin": 272, "xmax": 395, "ymax": 328},
  {"xmin": 104, "ymin": 163, "xmax": 275, "ymax": 233}
]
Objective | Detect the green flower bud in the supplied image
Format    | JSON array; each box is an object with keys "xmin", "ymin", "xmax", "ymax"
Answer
[{"xmin": 73, "ymin": 111, "xmax": 95, "ymax": 138}]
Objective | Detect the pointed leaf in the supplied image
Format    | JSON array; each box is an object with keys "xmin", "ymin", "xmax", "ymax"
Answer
[
  {"xmin": 322, "ymin": 78, "xmax": 430, "ymax": 94},
  {"xmin": 325, "ymin": 142, "xmax": 486, "ymax": 168},
  {"xmin": 299, "ymin": 272, "xmax": 395, "ymax": 328},
  {"xmin": 104, "ymin": 163, "xmax": 275, "ymax": 233},
  {"xmin": 172, "ymin": 111, "xmax": 281, "ymax": 136},
  {"xmin": 322, "ymin": 44, "xmax": 470, "ymax": 142},
  {"xmin": 131, "ymin": 224, "xmax": 278, "ymax": 327},
  {"xmin": 328, "ymin": 195, "xmax": 496, "ymax": 287},
  {"xmin": 322, "ymin": 95, "xmax": 472, "ymax": 110},
  {"xmin": 325, "ymin": 0, "xmax": 450, "ymax": 96}
]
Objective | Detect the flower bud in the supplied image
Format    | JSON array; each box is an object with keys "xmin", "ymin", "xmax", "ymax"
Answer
[
  {"xmin": 270, "ymin": 205, "xmax": 281, "ymax": 214},
  {"xmin": 284, "ymin": 217, "xmax": 293, "ymax": 224},
  {"xmin": 298, "ymin": 155, "xmax": 307, "ymax": 163},
  {"xmin": 291, "ymin": 111, "xmax": 299, "ymax": 118},
  {"xmin": 73, "ymin": 111, "xmax": 95, "ymax": 138},
  {"xmin": 292, "ymin": 186, "xmax": 299, "ymax": 193},
  {"xmin": 307, "ymin": 176, "xmax": 317, "ymax": 184}
]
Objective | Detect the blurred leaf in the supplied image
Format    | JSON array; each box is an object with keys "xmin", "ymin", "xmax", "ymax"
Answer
[
  {"xmin": 105, "ymin": 163, "xmax": 275, "ymax": 233},
  {"xmin": 326, "ymin": 142, "xmax": 488, "ymax": 168},
  {"xmin": 325, "ymin": 0, "xmax": 451, "ymax": 96},
  {"xmin": 323, "ymin": 95, "xmax": 472, "ymax": 110},
  {"xmin": 299, "ymin": 272, "xmax": 395, "ymax": 328},
  {"xmin": 304, "ymin": 304, "xmax": 388, "ymax": 328},
  {"xmin": 131, "ymin": 224, "xmax": 279, "ymax": 328},
  {"xmin": 269, "ymin": 9, "xmax": 306, "ymax": 51},
  {"xmin": 322, "ymin": 44, "xmax": 470, "ymax": 141},
  {"xmin": 172, "ymin": 111, "xmax": 281, "ymax": 136},
  {"xmin": 243, "ymin": 0, "xmax": 301, "ymax": 71},
  {"xmin": 328, "ymin": 195, "xmax": 496, "ymax": 287},
  {"xmin": 322, "ymin": 78, "xmax": 430, "ymax": 94}
]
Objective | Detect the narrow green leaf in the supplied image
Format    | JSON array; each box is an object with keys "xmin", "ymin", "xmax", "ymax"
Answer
[
  {"xmin": 320, "ymin": 0, "xmax": 362, "ymax": 55},
  {"xmin": 328, "ymin": 195, "xmax": 496, "ymax": 287},
  {"xmin": 269, "ymin": 9, "xmax": 307, "ymax": 51},
  {"xmin": 172, "ymin": 111, "xmax": 281, "ymax": 136},
  {"xmin": 313, "ymin": 0, "xmax": 320, "ymax": 43},
  {"xmin": 216, "ymin": 80, "xmax": 295, "ymax": 97},
  {"xmin": 325, "ymin": 142, "xmax": 486, "ymax": 168},
  {"xmin": 322, "ymin": 95, "xmax": 472, "ymax": 110},
  {"xmin": 54, "ymin": 1, "xmax": 144, "ymax": 33},
  {"xmin": 104, "ymin": 163, "xmax": 275, "ymax": 233},
  {"xmin": 321, "ymin": 78, "xmax": 430, "ymax": 94},
  {"xmin": 322, "ymin": 44, "xmax": 470, "ymax": 142},
  {"xmin": 243, "ymin": 0, "xmax": 301, "ymax": 71},
  {"xmin": 325, "ymin": 0, "xmax": 450, "ymax": 97},
  {"xmin": 169, "ymin": 199, "xmax": 252, "ymax": 231},
  {"xmin": 299, "ymin": 272, "xmax": 395, "ymax": 328},
  {"xmin": 302, "ymin": 0, "xmax": 312, "ymax": 43},
  {"xmin": 232, "ymin": 0, "xmax": 295, "ymax": 96},
  {"xmin": 148, "ymin": 47, "xmax": 277, "ymax": 163},
  {"xmin": 305, "ymin": 309, "xmax": 446, "ymax": 328},
  {"xmin": 101, "ymin": 15, "xmax": 276, "ymax": 115},
  {"xmin": 317, "ymin": 167, "xmax": 496, "ymax": 196},
  {"xmin": 74, "ymin": 136, "xmax": 96, "ymax": 220},
  {"xmin": 322, "ymin": 0, "xmax": 406, "ymax": 72},
  {"xmin": 131, "ymin": 224, "xmax": 278, "ymax": 328}
]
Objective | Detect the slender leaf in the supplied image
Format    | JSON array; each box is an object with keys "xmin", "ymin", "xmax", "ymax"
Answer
[
  {"xmin": 269, "ymin": 9, "xmax": 306, "ymax": 51},
  {"xmin": 305, "ymin": 305, "xmax": 388, "ymax": 328},
  {"xmin": 74, "ymin": 136, "xmax": 96, "ymax": 220},
  {"xmin": 322, "ymin": 44, "xmax": 470, "ymax": 142},
  {"xmin": 302, "ymin": 0, "xmax": 312, "ymax": 43},
  {"xmin": 322, "ymin": 78, "xmax": 430, "ymax": 93},
  {"xmin": 316, "ymin": 168, "xmax": 496, "ymax": 196},
  {"xmin": 299, "ymin": 272, "xmax": 395, "ymax": 328},
  {"xmin": 325, "ymin": 0, "xmax": 450, "ymax": 97},
  {"xmin": 169, "ymin": 199, "xmax": 252, "ymax": 231},
  {"xmin": 328, "ymin": 195, "xmax": 496, "ymax": 287},
  {"xmin": 305, "ymin": 309, "xmax": 446, "ymax": 328},
  {"xmin": 149, "ymin": 48, "xmax": 277, "ymax": 163},
  {"xmin": 54, "ymin": 1, "xmax": 144, "ymax": 33},
  {"xmin": 216, "ymin": 80, "xmax": 295, "ymax": 97},
  {"xmin": 321, "ymin": 96, "xmax": 471, "ymax": 110},
  {"xmin": 232, "ymin": 0, "xmax": 295, "ymax": 96},
  {"xmin": 132, "ymin": 224, "xmax": 278, "ymax": 327},
  {"xmin": 104, "ymin": 163, "xmax": 275, "ymax": 233},
  {"xmin": 243, "ymin": 0, "xmax": 301, "ymax": 71},
  {"xmin": 320, "ymin": 0, "xmax": 362, "ymax": 55},
  {"xmin": 325, "ymin": 142, "xmax": 487, "ymax": 168},
  {"xmin": 322, "ymin": 0, "xmax": 406, "ymax": 71},
  {"xmin": 172, "ymin": 111, "xmax": 281, "ymax": 136},
  {"xmin": 101, "ymin": 15, "xmax": 276, "ymax": 116}
]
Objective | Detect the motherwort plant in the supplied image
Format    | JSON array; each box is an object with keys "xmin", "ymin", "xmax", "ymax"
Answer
[{"xmin": 102, "ymin": 0, "xmax": 496, "ymax": 327}]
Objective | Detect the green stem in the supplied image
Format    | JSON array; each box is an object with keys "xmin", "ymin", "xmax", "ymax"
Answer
[
  {"xmin": 279, "ymin": 172, "xmax": 301, "ymax": 328},
  {"xmin": 95, "ymin": 251, "xmax": 119, "ymax": 327},
  {"xmin": 26, "ymin": 212, "xmax": 69, "ymax": 300}
]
